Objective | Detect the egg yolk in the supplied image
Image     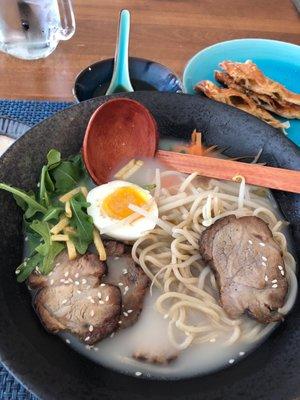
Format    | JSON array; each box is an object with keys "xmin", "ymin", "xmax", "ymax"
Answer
[{"xmin": 101, "ymin": 186, "xmax": 148, "ymax": 219}]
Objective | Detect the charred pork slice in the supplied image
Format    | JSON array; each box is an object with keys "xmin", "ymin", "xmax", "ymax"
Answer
[
  {"xmin": 35, "ymin": 283, "xmax": 121, "ymax": 344},
  {"xmin": 104, "ymin": 244, "xmax": 149, "ymax": 329},
  {"xmin": 28, "ymin": 251, "xmax": 106, "ymax": 290},
  {"xmin": 29, "ymin": 251, "xmax": 121, "ymax": 345},
  {"xmin": 199, "ymin": 215, "xmax": 288, "ymax": 324}
]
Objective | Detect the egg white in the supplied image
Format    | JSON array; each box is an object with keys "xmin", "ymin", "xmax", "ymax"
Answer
[{"xmin": 87, "ymin": 180, "xmax": 158, "ymax": 241}]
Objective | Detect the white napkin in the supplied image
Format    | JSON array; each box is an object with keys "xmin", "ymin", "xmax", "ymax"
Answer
[{"xmin": 0, "ymin": 135, "xmax": 15, "ymax": 157}]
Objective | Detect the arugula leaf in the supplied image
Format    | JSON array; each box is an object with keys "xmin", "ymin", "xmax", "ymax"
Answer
[
  {"xmin": 51, "ymin": 161, "xmax": 81, "ymax": 194},
  {"xmin": 16, "ymin": 252, "xmax": 42, "ymax": 282},
  {"xmin": 26, "ymin": 232, "xmax": 41, "ymax": 257},
  {"xmin": 30, "ymin": 219, "xmax": 64, "ymax": 274},
  {"xmin": 39, "ymin": 166, "xmax": 50, "ymax": 207},
  {"xmin": 43, "ymin": 206, "xmax": 64, "ymax": 222},
  {"xmin": 47, "ymin": 149, "xmax": 61, "ymax": 170},
  {"xmin": 30, "ymin": 219, "xmax": 51, "ymax": 242},
  {"xmin": 0, "ymin": 183, "xmax": 47, "ymax": 217},
  {"xmin": 38, "ymin": 150, "xmax": 62, "ymax": 206},
  {"xmin": 40, "ymin": 241, "xmax": 64, "ymax": 275},
  {"xmin": 69, "ymin": 193, "xmax": 93, "ymax": 242},
  {"xmin": 70, "ymin": 236, "xmax": 90, "ymax": 255}
]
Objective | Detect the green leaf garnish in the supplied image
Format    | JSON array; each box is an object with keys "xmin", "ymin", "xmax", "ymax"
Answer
[
  {"xmin": 0, "ymin": 184, "xmax": 47, "ymax": 217},
  {"xmin": 16, "ymin": 253, "xmax": 42, "ymax": 282},
  {"xmin": 69, "ymin": 193, "xmax": 93, "ymax": 242}
]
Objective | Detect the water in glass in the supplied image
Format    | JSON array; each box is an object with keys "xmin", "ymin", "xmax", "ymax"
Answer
[{"xmin": 0, "ymin": 0, "xmax": 75, "ymax": 60}]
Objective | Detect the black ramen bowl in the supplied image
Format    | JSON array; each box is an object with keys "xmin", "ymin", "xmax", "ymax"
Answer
[
  {"xmin": 0, "ymin": 92, "xmax": 299, "ymax": 400},
  {"xmin": 74, "ymin": 57, "xmax": 183, "ymax": 101}
]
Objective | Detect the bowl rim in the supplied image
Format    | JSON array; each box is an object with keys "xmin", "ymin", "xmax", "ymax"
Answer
[{"xmin": 0, "ymin": 92, "xmax": 299, "ymax": 400}]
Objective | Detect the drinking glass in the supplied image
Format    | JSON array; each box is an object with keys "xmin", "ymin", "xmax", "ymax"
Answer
[{"xmin": 0, "ymin": 0, "xmax": 75, "ymax": 60}]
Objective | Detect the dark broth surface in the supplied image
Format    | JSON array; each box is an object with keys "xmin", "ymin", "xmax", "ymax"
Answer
[{"xmin": 92, "ymin": 79, "xmax": 156, "ymax": 97}]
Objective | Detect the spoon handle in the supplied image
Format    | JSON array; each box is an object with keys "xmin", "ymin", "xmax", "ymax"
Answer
[
  {"xmin": 106, "ymin": 9, "xmax": 134, "ymax": 95},
  {"xmin": 156, "ymin": 150, "xmax": 300, "ymax": 194}
]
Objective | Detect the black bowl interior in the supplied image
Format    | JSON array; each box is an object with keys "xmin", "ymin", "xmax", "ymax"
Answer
[
  {"xmin": 0, "ymin": 92, "xmax": 299, "ymax": 400},
  {"xmin": 74, "ymin": 57, "xmax": 183, "ymax": 101}
]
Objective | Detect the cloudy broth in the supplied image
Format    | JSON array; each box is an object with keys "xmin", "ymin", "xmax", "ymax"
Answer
[{"xmin": 26, "ymin": 146, "xmax": 296, "ymax": 379}]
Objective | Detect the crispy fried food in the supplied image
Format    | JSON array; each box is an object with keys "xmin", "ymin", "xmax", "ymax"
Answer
[
  {"xmin": 195, "ymin": 80, "xmax": 286, "ymax": 129},
  {"xmin": 215, "ymin": 70, "xmax": 300, "ymax": 119},
  {"xmin": 220, "ymin": 60, "xmax": 300, "ymax": 107}
]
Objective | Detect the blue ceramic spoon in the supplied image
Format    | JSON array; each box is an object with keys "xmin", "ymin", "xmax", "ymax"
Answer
[{"xmin": 105, "ymin": 9, "xmax": 134, "ymax": 95}]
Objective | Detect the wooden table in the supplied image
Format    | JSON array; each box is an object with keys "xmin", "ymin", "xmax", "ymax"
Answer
[{"xmin": 0, "ymin": 0, "xmax": 299, "ymax": 101}]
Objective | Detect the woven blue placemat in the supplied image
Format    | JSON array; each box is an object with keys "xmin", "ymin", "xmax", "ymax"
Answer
[{"xmin": 0, "ymin": 98, "xmax": 74, "ymax": 399}]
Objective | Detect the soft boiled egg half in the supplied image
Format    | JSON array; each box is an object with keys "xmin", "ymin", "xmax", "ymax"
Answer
[{"xmin": 87, "ymin": 180, "xmax": 158, "ymax": 241}]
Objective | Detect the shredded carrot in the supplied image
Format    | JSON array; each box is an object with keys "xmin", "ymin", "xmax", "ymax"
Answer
[{"xmin": 173, "ymin": 129, "xmax": 218, "ymax": 156}]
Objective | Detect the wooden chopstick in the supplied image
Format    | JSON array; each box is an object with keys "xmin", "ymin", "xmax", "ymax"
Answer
[{"xmin": 156, "ymin": 150, "xmax": 300, "ymax": 194}]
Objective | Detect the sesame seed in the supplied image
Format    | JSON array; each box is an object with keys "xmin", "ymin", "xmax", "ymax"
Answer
[
  {"xmin": 75, "ymin": 281, "xmax": 80, "ymax": 285},
  {"xmin": 97, "ymin": 292, "xmax": 102, "ymax": 299},
  {"xmin": 25, "ymin": 236, "xmax": 28, "ymax": 242},
  {"xmin": 15, "ymin": 269, "xmax": 20, "ymax": 275},
  {"xmin": 94, "ymin": 347, "xmax": 99, "ymax": 352},
  {"xmin": 123, "ymin": 286, "xmax": 129, "ymax": 295},
  {"xmin": 281, "ymin": 270, "xmax": 285, "ymax": 276},
  {"xmin": 229, "ymin": 359, "xmax": 235, "ymax": 364},
  {"xmin": 90, "ymin": 299, "xmax": 95, "ymax": 304},
  {"xmin": 272, "ymin": 284, "xmax": 278, "ymax": 288},
  {"xmin": 68, "ymin": 278, "xmax": 73, "ymax": 283},
  {"xmin": 114, "ymin": 257, "xmax": 120, "ymax": 260},
  {"xmin": 163, "ymin": 314, "xmax": 169, "ymax": 319},
  {"xmin": 272, "ymin": 279, "xmax": 277, "ymax": 283},
  {"xmin": 239, "ymin": 351, "xmax": 245, "ymax": 356},
  {"xmin": 105, "ymin": 296, "xmax": 109, "ymax": 302},
  {"xmin": 75, "ymin": 273, "xmax": 79, "ymax": 278},
  {"xmin": 259, "ymin": 242, "xmax": 265, "ymax": 247},
  {"xmin": 77, "ymin": 290, "xmax": 82, "ymax": 294},
  {"xmin": 110, "ymin": 332, "xmax": 115, "ymax": 338},
  {"xmin": 49, "ymin": 271, "xmax": 53, "ymax": 276},
  {"xmin": 248, "ymin": 240, "xmax": 253, "ymax": 245},
  {"xmin": 122, "ymin": 269, "xmax": 128, "ymax": 274},
  {"xmin": 123, "ymin": 312, "xmax": 128, "ymax": 317},
  {"xmin": 65, "ymin": 339, "xmax": 70, "ymax": 344},
  {"xmin": 62, "ymin": 299, "xmax": 67, "ymax": 305},
  {"xmin": 90, "ymin": 310, "xmax": 95, "ymax": 317},
  {"xmin": 50, "ymin": 279, "xmax": 54, "ymax": 285},
  {"xmin": 37, "ymin": 182, "xmax": 40, "ymax": 187},
  {"xmin": 135, "ymin": 371, "xmax": 142, "ymax": 376},
  {"xmin": 85, "ymin": 345, "xmax": 93, "ymax": 350},
  {"xmin": 89, "ymin": 325, "xmax": 94, "ymax": 332},
  {"xmin": 88, "ymin": 67, "xmax": 92, "ymax": 71},
  {"xmin": 278, "ymin": 265, "xmax": 283, "ymax": 270},
  {"xmin": 85, "ymin": 336, "xmax": 90, "ymax": 342},
  {"xmin": 209, "ymin": 338, "xmax": 216, "ymax": 343},
  {"xmin": 100, "ymin": 283, "xmax": 106, "ymax": 287},
  {"xmin": 262, "ymin": 256, "xmax": 267, "ymax": 261},
  {"xmin": 118, "ymin": 282, "xmax": 123, "ymax": 287},
  {"xmin": 264, "ymin": 275, "xmax": 268, "ymax": 282},
  {"xmin": 56, "ymin": 263, "xmax": 60, "ymax": 267},
  {"xmin": 86, "ymin": 285, "xmax": 91, "ymax": 289},
  {"xmin": 127, "ymin": 309, "xmax": 133, "ymax": 314},
  {"xmin": 64, "ymin": 271, "xmax": 69, "ymax": 277},
  {"xmin": 99, "ymin": 300, "xmax": 104, "ymax": 304},
  {"xmin": 118, "ymin": 320, "xmax": 122, "ymax": 324},
  {"xmin": 82, "ymin": 279, "xmax": 87, "ymax": 284},
  {"xmin": 262, "ymin": 262, "xmax": 267, "ymax": 267},
  {"xmin": 60, "ymin": 278, "xmax": 65, "ymax": 283}
]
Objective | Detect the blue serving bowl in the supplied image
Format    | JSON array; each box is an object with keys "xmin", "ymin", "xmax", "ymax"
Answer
[
  {"xmin": 74, "ymin": 57, "xmax": 183, "ymax": 102},
  {"xmin": 183, "ymin": 39, "xmax": 300, "ymax": 146}
]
